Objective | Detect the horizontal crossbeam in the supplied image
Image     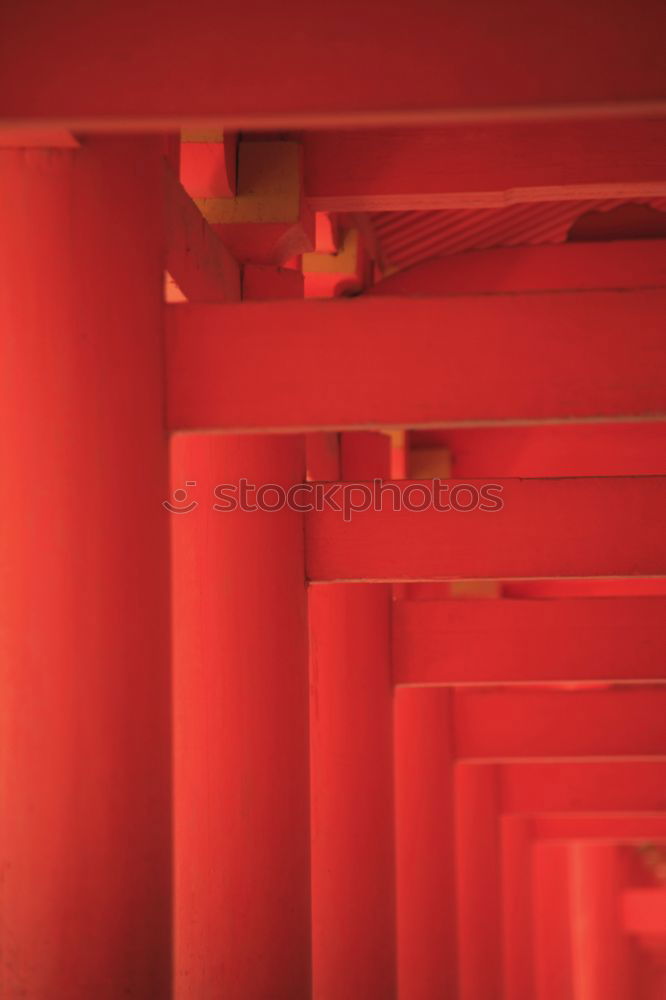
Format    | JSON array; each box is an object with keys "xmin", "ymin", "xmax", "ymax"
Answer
[
  {"xmin": 500, "ymin": 760, "xmax": 666, "ymax": 813},
  {"xmin": 531, "ymin": 813, "xmax": 666, "ymax": 841},
  {"xmin": 1, "ymin": 1, "xmax": 665, "ymax": 127},
  {"xmin": 394, "ymin": 597, "xmax": 666, "ymax": 684},
  {"xmin": 453, "ymin": 687, "xmax": 666, "ymax": 760},
  {"xmin": 166, "ymin": 290, "xmax": 666, "ymax": 431},
  {"xmin": 304, "ymin": 120, "xmax": 666, "ymax": 210},
  {"xmin": 305, "ymin": 477, "xmax": 666, "ymax": 582}
]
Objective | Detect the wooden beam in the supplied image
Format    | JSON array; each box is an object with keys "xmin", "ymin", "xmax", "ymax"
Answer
[
  {"xmin": 410, "ymin": 423, "xmax": 666, "ymax": 478},
  {"xmin": 394, "ymin": 597, "xmax": 666, "ymax": 685},
  {"xmin": 305, "ymin": 119, "xmax": 666, "ymax": 210},
  {"xmin": 242, "ymin": 263, "xmax": 303, "ymax": 301},
  {"xmin": 501, "ymin": 760, "xmax": 666, "ymax": 814},
  {"xmin": 305, "ymin": 477, "xmax": 666, "ymax": 582},
  {"xmin": 369, "ymin": 241, "xmax": 666, "ymax": 296},
  {"xmin": 180, "ymin": 131, "xmax": 237, "ymax": 197},
  {"xmin": 533, "ymin": 814, "xmax": 666, "ymax": 842},
  {"xmin": 503, "ymin": 579, "xmax": 666, "ymax": 598},
  {"xmin": 166, "ymin": 290, "xmax": 666, "ymax": 431},
  {"xmin": 1, "ymin": 1, "xmax": 665, "ymax": 127},
  {"xmin": 502, "ymin": 814, "xmax": 666, "ymax": 1000},
  {"xmin": 453, "ymin": 687, "xmax": 666, "ymax": 760},
  {"xmin": 0, "ymin": 129, "xmax": 79, "ymax": 147},
  {"xmin": 460, "ymin": 766, "xmax": 666, "ymax": 1000},
  {"xmin": 164, "ymin": 162, "xmax": 240, "ymax": 301},
  {"xmin": 194, "ymin": 141, "xmax": 314, "ymax": 265}
]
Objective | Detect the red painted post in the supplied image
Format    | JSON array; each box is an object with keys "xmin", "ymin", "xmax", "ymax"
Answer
[
  {"xmin": 533, "ymin": 842, "xmax": 575, "ymax": 1000},
  {"xmin": 172, "ymin": 265, "xmax": 311, "ymax": 997},
  {"xmin": 394, "ymin": 688, "xmax": 458, "ymax": 998},
  {"xmin": 454, "ymin": 763, "xmax": 503, "ymax": 1000},
  {"xmin": 309, "ymin": 431, "xmax": 396, "ymax": 999},
  {"xmin": 0, "ymin": 137, "xmax": 171, "ymax": 997},
  {"xmin": 569, "ymin": 843, "xmax": 636, "ymax": 1000},
  {"xmin": 171, "ymin": 435, "xmax": 311, "ymax": 999},
  {"xmin": 501, "ymin": 816, "xmax": 536, "ymax": 1000}
]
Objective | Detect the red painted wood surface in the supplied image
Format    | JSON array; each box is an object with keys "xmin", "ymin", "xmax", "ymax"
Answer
[
  {"xmin": 569, "ymin": 844, "xmax": 635, "ymax": 1000},
  {"xmin": 624, "ymin": 889, "xmax": 666, "ymax": 935},
  {"xmin": 0, "ymin": 128, "xmax": 78, "ymax": 146},
  {"xmin": 501, "ymin": 760, "xmax": 666, "ymax": 814},
  {"xmin": 458, "ymin": 762, "xmax": 666, "ymax": 1000},
  {"xmin": 1, "ymin": 1, "xmax": 665, "ymax": 126},
  {"xmin": 166, "ymin": 290, "xmax": 666, "ymax": 430},
  {"xmin": 394, "ymin": 597, "xmax": 666, "ymax": 684},
  {"xmin": 454, "ymin": 687, "xmax": 666, "ymax": 760},
  {"xmin": 164, "ymin": 161, "xmax": 241, "ymax": 301},
  {"xmin": 502, "ymin": 815, "xmax": 666, "ymax": 999},
  {"xmin": 370, "ymin": 240, "xmax": 666, "ymax": 295},
  {"xmin": 394, "ymin": 688, "xmax": 458, "ymax": 999},
  {"xmin": 172, "ymin": 434, "xmax": 311, "ymax": 999},
  {"xmin": 0, "ymin": 138, "xmax": 171, "ymax": 997},
  {"xmin": 304, "ymin": 120, "xmax": 666, "ymax": 211},
  {"xmin": 2, "ymin": 12, "xmax": 665, "ymax": 992},
  {"xmin": 309, "ymin": 433, "xmax": 396, "ymax": 999},
  {"xmin": 455, "ymin": 765, "xmax": 503, "ymax": 1000},
  {"xmin": 532, "ymin": 843, "xmax": 575, "ymax": 1000},
  {"xmin": 305, "ymin": 477, "xmax": 666, "ymax": 582},
  {"xmin": 412, "ymin": 422, "xmax": 666, "ymax": 478},
  {"xmin": 534, "ymin": 814, "xmax": 666, "ymax": 842},
  {"xmin": 501, "ymin": 817, "xmax": 535, "ymax": 1000},
  {"xmin": 180, "ymin": 135, "xmax": 237, "ymax": 197},
  {"xmin": 242, "ymin": 263, "xmax": 304, "ymax": 301},
  {"xmin": 503, "ymin": 578, "xmax": 666, "ymax": 598},
  {"xmin": 172, "ymin": 261, "xmax": 311, "ymax": 997}
]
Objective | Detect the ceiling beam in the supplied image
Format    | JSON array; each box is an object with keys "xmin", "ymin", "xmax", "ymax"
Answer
[
  {"xmin": 369, "ymin": 240, "xmax": 666, "ymax": 296},
  {"xmin": 1, "ymin": 1, "xmax": 665, "ymax": 128},
  {"xmin": 305, "ymin": 119, "xmax": 666, "ymax": 211}
]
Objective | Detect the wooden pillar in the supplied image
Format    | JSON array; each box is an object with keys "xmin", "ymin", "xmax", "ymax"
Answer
[
  {"xmin": 454, "ymin": 763, "xmax": 503, "ymax": 1000},
  {"xmin": 533, "ymin": 842, "xmax": 575, "ymax": 1000},
  {"xmin": 172, "ymin": 265, "xmax": 311, "ymax": 998},
  {"xmin": 501, "ymin": 815, "xmax": 536, "ymax": 1000},
  {"xmin": 394, "ymin": 688, "xmax": 457, "ymax": 998},
  {"xmin": 309, "ymin": 431, "xmax": 396, "ymax": 998},
  {"xmin": 0, "ymin": 137, "xmax": 171, "ymax": 997},
  {"xmin": 570, "ymin": 843, "xmax": 634, "ymax": 1000},
  {"xmin": 172, "ymin": 434, "xmax": 311, "ymax": 998}
]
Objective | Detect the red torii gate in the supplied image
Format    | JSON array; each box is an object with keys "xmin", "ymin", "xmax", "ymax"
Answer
[{"xmin": 1, "ymin": 5, "xmax": 666, "ymax": 998}]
